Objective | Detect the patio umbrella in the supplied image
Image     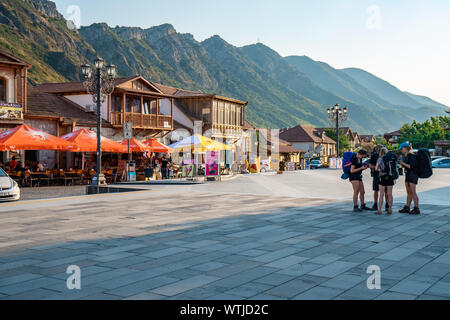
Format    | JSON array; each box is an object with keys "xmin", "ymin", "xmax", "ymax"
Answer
[
  {"xmin": 168, "ymin": 134, "xmax": 231, "ymax": 152},
  {"xmin": 121, "ymin": 138, "xmax": 151, "ymax": 153},
  {"xmin": 0, "ymin": 124, "xmax": 74, "ymax": 151},
  {"xmin": 60, "ymin": 128, "xmax": 127, "ymax": 153},
  {"xmin": 143, "ymin": 138, "xmax": 173, "ymax": 153}
]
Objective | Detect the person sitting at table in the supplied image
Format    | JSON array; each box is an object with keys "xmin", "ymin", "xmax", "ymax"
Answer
[
  {"xmin": 15, "ymin": 162, "xmax": 29, "ymax": 177},
  {"xmin": 36, "ymin": 161, "xmax": 45, "ymax": 172},
  {"xmin": 10, "ymin": 156, "xmax": 18, "ymax": 170}
]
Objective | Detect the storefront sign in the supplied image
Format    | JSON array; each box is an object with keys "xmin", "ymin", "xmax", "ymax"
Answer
[
  {"xmin": 0, "ymin": 103, "xmax": 23, "ymax": 120},
  {"xmin": 260, "ymin": 159, "xmax": 270, "ymax": 172},
  {"xmin": 123, "ymin": 122, "xmax": 133, "ymax": 140},
  {"xmin": 206, "ymin": 151, "xmax": 219, "ymax": 176},
  {"xmin": 182, "ymin": 164, "xmax": 194, "ymax": 177},
  {"xmin": 287, "ymin": 162, "xmax": 296, "ymax": 171}
]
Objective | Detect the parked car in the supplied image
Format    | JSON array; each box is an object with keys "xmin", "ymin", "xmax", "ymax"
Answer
[
  {"xmin": 309, "ymin": 160, "xmax": 323, "ymax": 169},
  {"xmin": 432, "ymin": 157, "xmax": 450, "ymax": 168},
  {"xmin": 0, "ymin": 168, "xmax": 20, "ymax": 201},
  {"xmin": 431, "ymin": 156, "xmax": 446, "ymax": 162}
]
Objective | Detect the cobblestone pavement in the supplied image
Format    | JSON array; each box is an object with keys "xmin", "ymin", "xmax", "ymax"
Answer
[
  {"xmin": 20, "ymin": 186, "xmax": 86, "ymax": 201},
  {"xmin": 0, "ymin": 186, "xmax": 449, "ymax": 300}
]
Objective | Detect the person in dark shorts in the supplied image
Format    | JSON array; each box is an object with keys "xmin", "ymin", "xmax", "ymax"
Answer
[
  {"xmin": 375, "ymin": 147, "xmax": 395, "ymax": 215},
  {"xmin": 161, "ymin": 156, "xmax": 170, "ymax": 179},
  {"xmin": 398, "ymin": 142, "xmax": 420, "ymax": 214},
  {"xmin": 350, "ymin": 150, "xmax": 371, "ymax": 212},
  {"xmin": 369, "ymin": 145, "xmax": 389, "ymax": 211}
]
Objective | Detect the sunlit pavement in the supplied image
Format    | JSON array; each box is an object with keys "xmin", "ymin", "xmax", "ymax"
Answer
[{"xmin": 0, "ymin": 170, "xmax": 449, "ymax": 300}]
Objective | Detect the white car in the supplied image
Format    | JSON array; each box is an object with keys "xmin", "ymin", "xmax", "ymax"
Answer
[
  {"xmin": 432, "ymin": 157, "xmax": 450, "ymax": 169},
  {"xmin": 0, "ymin": 168, "xmax": 20, "ymax": 201}
]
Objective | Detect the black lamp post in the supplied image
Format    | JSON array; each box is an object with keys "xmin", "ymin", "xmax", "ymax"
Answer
[
  {"xmin": 327, "ymin": 104, "xmax": 348, "ymax": 157},
  {"xmin": 81, "ymin": 58, "xmax": 117, "ymax": 187}
]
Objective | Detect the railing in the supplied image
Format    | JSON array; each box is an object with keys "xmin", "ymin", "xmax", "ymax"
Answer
[{"xmin": 110, "ymin": 112, "xmax": 173, "ymax": 130}]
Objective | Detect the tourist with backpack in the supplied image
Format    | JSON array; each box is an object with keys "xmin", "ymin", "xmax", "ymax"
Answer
[
  {"xmin": 349, "ymin": 149, "xmax": 371, "ymax": 212},
  {"xmin": 369, "ymin": 145, "xmax": 389, "ymax": 212},
  {"xmin": 375, "ymin": 147, "xmax": 398, "ymax": 215},
  {"xmin": 398, "ymin": 142, "xmax": 432, "ymax": 215}
]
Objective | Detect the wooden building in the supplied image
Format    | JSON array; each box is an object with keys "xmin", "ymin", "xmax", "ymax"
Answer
[
  {"xmin": 38, "ymin": 76, "xmax": 174, "ymax": 138},
  {"xmin": 316, "ymin": 127, "xmax": 357, "ymax": 150},
  {"xmin": 151, "ymin": 82, "xmax": 248, "ymax": 171},
  {"xmin": 384, "ymin": 130, "xmax": 402, "ymax": 143},
  {"xmin": 0, "ymin": 50, "xmax": 31, "ymax": 130},
  {"xmin": 151, "ymin": 82, "xmax": 248, "ymax": 140},
  {"xmin": 280, "ymin": 125, "xmax": 336, "ymax": 162}
]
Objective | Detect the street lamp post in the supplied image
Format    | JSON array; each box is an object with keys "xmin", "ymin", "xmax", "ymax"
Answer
[
  {"xmin": 327, "ymin": 104, "xmax": 348, "ymax": 157},
  {"xmin": 81, "ymin": 58, "xmax": 117, "ymax": 188}
]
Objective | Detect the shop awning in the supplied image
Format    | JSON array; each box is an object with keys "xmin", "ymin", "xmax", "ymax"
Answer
[
  {"xmin": 168, "ymin": 134, "xmax": 232, "ymax": 152},
  {"xmin": 121, "ymin": 138, "xmax": 152, "ymax": 153},
  {"xmin": 0, "ymin": 124, "xmax": 75, "ymax": 151},
  {"xmin": 60, "ymin": 128, "xmax": 127, "ymax": 153},
  {"xmin": 143, "ymin": 138, "xmax": 173, "ymax": 153}
]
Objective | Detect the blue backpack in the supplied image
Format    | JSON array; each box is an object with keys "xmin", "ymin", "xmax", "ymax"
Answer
[{"xmin": 341, "ymin": 152, "xmax": 356, "ymax": 179}]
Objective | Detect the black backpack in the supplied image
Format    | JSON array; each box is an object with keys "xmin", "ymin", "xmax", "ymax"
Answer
[
  {"xmin": 417, "ymin": 148, "xmax": 433, "ymax": 179},
  {"xmin": 382, "ymin": 152, "xmax": 399, "ymax": 180}
]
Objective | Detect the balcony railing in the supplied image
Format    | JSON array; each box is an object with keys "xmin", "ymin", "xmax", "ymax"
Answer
[{"xmin": 110, "ymin": 112, "xmax": 173, "ymax": 130}]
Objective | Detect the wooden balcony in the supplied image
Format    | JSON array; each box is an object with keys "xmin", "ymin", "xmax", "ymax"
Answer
[{"xmin": 110, "ymin": 112, "xmax": 173, "ymax": 130}]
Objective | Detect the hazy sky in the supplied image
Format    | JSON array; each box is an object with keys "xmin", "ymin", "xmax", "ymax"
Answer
[{"xmin": 53, "ymin": 0, "xmax": 450, "ymax": 106}]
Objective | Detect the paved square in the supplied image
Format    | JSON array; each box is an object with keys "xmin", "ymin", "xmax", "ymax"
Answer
[{"xmin": 0, "ymin": 171, "xmax": 449, "ymax": 300}]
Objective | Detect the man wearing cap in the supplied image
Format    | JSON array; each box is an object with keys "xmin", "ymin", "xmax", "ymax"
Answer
[{"xmin": 398, "ymin": 142, "xmax": 420, "ymax": 215}]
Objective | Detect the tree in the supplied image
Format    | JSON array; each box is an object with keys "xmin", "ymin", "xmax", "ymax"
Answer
[
  {"xmin": 399, "ymin": 115, "xmax": 449, "ymax": 149},
  {"xmin": 374, "ymin": 135, "xmax": 387, "ymax": 146},
  {"xmin": 325, "ymin": 128, "xmax": 351, "ymax": 154}
]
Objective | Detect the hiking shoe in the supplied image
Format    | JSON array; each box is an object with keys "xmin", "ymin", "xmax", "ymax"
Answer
[
  {"xmin": 410, "ymin": 208, "xmax": 421, "ymax": 215},
  {"xmin": 371, "ymin": 204, "xmax": 378, "ymax": 211},
  {"xmin": 399, "ymin": 206, "xmax": 410, "ymax": 214},
  {"xmin": 361, "ymin": 204, "xmax": 372, "ymax": 211},
  {"xmin": 353, "ymin": 206, "xmax": 362, "ymax": 212}
]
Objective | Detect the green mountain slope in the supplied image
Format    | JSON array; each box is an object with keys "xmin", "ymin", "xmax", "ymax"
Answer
[
  {"xmin": 341, "ymin": 67, "xmax": 423, "ymax": 108},
  {"xmin": 284, "ymin": 55, "xmax": 449, "ymax": 129},
  {"xmin": 0, "ymin": 0, "xmax": 97, "ymax": 83},
  {"xmin": 0, "ymin": 0, "xmax": 446, "ymax": 134},
  {"xmin": 404, "ymin": 92, "xmax": 448, "ymax": 109},
  {"xmin": 285, "ymin": 55, "xmax": 392, "ymax": 111},
  {"xmin": 239, "ymin": 44, "xmax": 392, "ymax": 132}
]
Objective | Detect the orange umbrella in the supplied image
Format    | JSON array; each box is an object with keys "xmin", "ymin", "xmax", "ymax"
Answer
[
  {"xmin": 60, "ymin": 128, "xmax": 127, "ymax": 153},
  {"xmin": 143, "ymin": 138, "xmax": 173, "ymax": 153},
  {"xmin": 0, "ymin": 124, "xmax": 74, "ymax": 151},
  {"xmin": 121, "ymin": 138, "xmax": 151, "ymax": 153}
]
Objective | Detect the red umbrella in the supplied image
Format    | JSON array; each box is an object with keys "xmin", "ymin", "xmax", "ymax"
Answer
[
  {"xmin": 0, "ymin": 124, "xmax": 74, "ymax": 151},
  {"xmin": 60, "ymin": 128, "xmax": 127, "ymax": 153},
  {"xmin": 143, "ymin": 138, "xmax": 173, "ymax": 153},
  {"xmin": 120, "ymin": 138, "xmax": 151, "ymax": 153}
]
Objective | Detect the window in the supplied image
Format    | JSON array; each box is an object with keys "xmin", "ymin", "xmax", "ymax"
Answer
[
  {"xmin": 132, "ymin": 98, "xmax": 141, "ymax": 113},
  {"xmin": 218, "ymin": 101, "xmax": 224, "ymax": 124},
  {"xmin": 0, "ymin": 78, "xmax": 6, "ymax": 102},
  {"xmin": 150, "ymin": 100, "xmax": 157, "ymax": 114},
  {"xmin": 111, "ymin": 96, "xmax": 122, "ymax": 113},
  {"xmin": 126, "ymin": 98, "xmax": 132, "ymax": 112},
  {"xmin": 143, "ymin": 100, "xmax": 150, "ymax": 115},
  {"xmin": 213, "ymin": 102, "xmax": 218, "ymax": 125}
]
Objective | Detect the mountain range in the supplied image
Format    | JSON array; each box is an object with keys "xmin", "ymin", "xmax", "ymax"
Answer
[{"xmin": 0, "ymin": 0, "xmax": 447, "ymax": 134}]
